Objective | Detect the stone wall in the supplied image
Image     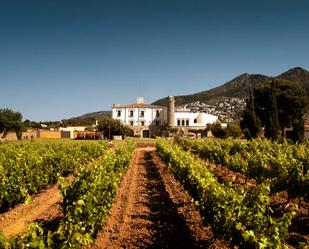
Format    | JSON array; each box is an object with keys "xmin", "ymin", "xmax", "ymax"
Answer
[
  {"xmin": 0, "ymin": 131, "xmax": 38, "ymax": 141},
  {"xmin": 38, "ymin": 131, "xmax": 61, "ymax": 139}
]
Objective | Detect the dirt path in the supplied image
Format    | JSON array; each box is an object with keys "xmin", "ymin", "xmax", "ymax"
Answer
[
  {"xmin": 92, "ymin": 148, "xmax": 227, "ymax": 249},
  {"xmin": 0, "ymin": 175, "xmax": 74, "ymax": 238},
  {"xmin": 195, "ymin": 156, "xmax": 309, "ymax": 248},
  {"xmin": 0, "ymin": 185, "xmax": 62, "ymax": 237}
]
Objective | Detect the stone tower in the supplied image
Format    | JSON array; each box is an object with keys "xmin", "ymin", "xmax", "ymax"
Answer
[{"xmin": 167, "ymin": 96, "xmax": 175, "ymax": 127}]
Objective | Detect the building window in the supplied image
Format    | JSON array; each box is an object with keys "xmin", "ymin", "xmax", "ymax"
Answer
[
  {"xmin": 140, "ymin": 110, "xmax": 145, "ymax": 117},
  {"xmin": 194, "ymin": 118, "xmax": 197, "ymax": 123},
  {"xmin": 182, "ymin": 120, "xmax": 185, "ymax": 126},
  {"xmin": 186, "ymin": 120, "xmax": 189, "ymax": 126},
  {"xmin": 155, "ymin": 120, "xmax": 160, "ymax": 126},
  {"xmin": 156, "ymin": 110, "xmax": 160, "ymax": 117},
  {"xmin": 129, "ymin": 110, "xmax": 134, "ymax": 117},
  {"xmin": 117, "ymin": 110, "xmax": 121, "ymax": 117},
  {"xmin": 177, "ymin": 120, "xmax": 180, "ymax": 126},
  {"xmin": 141, "ymin": 121, "xmax": 145, "ymax": 126},
  {"xmin": 130, "ymin": 121, "xmax": 134, "ymax": 126}
]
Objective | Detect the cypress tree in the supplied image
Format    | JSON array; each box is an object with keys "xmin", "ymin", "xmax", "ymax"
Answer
[
  {"xmin": 291, "ymin": 117, "xmax": 305, "ymax": 143},
  {"xmin": 264, "ymin": 80, "xmax": 280, "ymax": 140},
  {"xmin": 240, "ymin": 87, "xmax": 261, "ymax": 139}
]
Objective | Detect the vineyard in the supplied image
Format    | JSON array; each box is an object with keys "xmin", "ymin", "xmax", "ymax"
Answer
[
  {"xmin": 168, "ymin": 138, "xmax": 309, "ymax": 248},
  {"xmin": 0, "ymin": 140, "xmax": 134, "ymax": 248},
  {"xmin": 0, "ymin": 140, "xmax": 109, "ymax": 212},
  {"xmin": 176, "ymin": 138, "xmax": 309, "ymax": 201},
  {"xmin": 0, "ymin": 138, "xmax": 308, "ymax": 248}
]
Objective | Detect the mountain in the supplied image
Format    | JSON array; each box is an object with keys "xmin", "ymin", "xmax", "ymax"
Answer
[
  {"xmin": 75, "ymin": 110, "xmax": 111, "ymax": 120},
  {"xmin": 152, "ymin": 73, "xmax": 271, "ymax": 106},
  {"xmin": 153, "ymin": 67, "xmax": 309, "ymax": 107},
  {"xmin": 74, "ymin": 67, "xmax": 309, "ymax": 123},
  {"xmin": 276, "ymin": 67, "xmax": 309, "ymax": 95},
  {"xmin": 152, "ymin": 67, "xmax": 309, "ymax": 121}
]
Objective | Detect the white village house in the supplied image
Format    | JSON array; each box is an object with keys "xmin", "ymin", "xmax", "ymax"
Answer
[{"xmin": 112, "ymin": 96, "xmax": 218, "ymax": 138}]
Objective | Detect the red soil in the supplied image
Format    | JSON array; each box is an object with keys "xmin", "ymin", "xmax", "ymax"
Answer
[{"xmin": 91, "ymin": 148, "xmax": 228, "ymax": 249}]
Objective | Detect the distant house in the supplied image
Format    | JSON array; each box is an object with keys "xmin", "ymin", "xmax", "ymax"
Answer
[
  {"xmin": 59, "ymin": 126, "xmax": 88, "ymax": 139},
  {"xmin": 174, "ymin": 107, "xmax": 218, "ymax": 129},
  {"xmin": 112, "ymin": 97, "xmax": 167, "ymax": 138},
  {"xmin": 112, "ymin": 96, "xmax": 218, "ymax": 138}
]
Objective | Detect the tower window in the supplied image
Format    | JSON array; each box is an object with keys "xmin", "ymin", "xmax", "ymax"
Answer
[
  {"xmin": 177, "ymin": 120, "xmax": 180, "ymax": 126},
  {"xmin": 186, "ymin": 120, "xmax": 189, "ymax": 126},
  {"xmin": 194, "ymin": 118, "xmax": 197, "ymax": 123},
  {"xmin": 117, "ymin": 110, "xmax": 121, "ymax": 117},
  {"xmin": 140, "ymin": 110, "xmax": 145, "ymax": 117},
  {"xmin": 129, "ymin": 110, "xmax": 134, "ymax": 117},
  {"xmin": 181, "ymin": 120, "xmax": 185, "ymax": 126},
  {"xmin": 156, "ymin": 110, "xmax": 160, "ymax": 117}
]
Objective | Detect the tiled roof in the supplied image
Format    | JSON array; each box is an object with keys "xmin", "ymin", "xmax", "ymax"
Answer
[{"xmin": 112, "ymin": 103, "xmax": 166, "ymax": 109}]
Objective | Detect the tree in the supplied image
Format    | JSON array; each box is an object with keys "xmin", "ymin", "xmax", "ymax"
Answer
[
  {"xmin": 210, "ymin": 122, "xmax": 227, "ymax": 138},
  {"xmin": 0, "ymin": 108, "xmax": 24, "ymax": 139},
  {"xmin": 188, "ymin": 129, "xmax": 208, "ymax": 137},
  {"xmin": 97, "ymin": 118, "xmax": 132, "ymax": 139},
  {"xmin": 240, "ymin": 87, "xmax": 261, "ymax": 139},
  {"xmin": 226, "ymin": 122, "xmax": 242, "ymax": 138},
  {"xmin": 61, "ymin": 117, "xmax": 96, "ymax": 127},
  {"xmin": 264, "ymin": 81, "xmax": 280, "ymax": 140},
  {"xmin": 291, "ymin": 117, "xmax": 305, "ymax": 143},
  {"xmin": 254, "ymin": 79, "xmax": 309, "ymax": 141}
]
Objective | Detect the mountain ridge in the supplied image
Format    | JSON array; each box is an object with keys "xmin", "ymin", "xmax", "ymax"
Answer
[
  {"xmin": 76, "ymin": 67, "xmax": 309, "ymax": 121},
  {"xmin": 152, "ymin": 67, "xmax": 309, "ymax": 107}
]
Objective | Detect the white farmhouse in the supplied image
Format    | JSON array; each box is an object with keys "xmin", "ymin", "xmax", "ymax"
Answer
[
  {"xmin": 112, "ymin": 96, "xmax": 218, "ymax": 138},
  {"xmin": 112, "ymin": 97, "xmax": 167, "ymax": 138},
  {"xmin": 59, "ymin": 126, "xmax": 88, "ymax": 139},
  {"xmin": 175, "ymin": 108, "xmax": 218, "ymax": 128}
]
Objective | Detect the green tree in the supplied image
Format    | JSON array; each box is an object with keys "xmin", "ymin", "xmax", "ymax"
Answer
[
  {"xmin": 240, "ymin": 88, "xmax": 261, "ymax": 139},
  {"xmin": 210, "ymin": 121, "xmax": 227, "ymax": 138},
  {"xmin": 97, "ymin": 118, "xmax": 132, "ymax": 139},
  {"xmin": 0, "ymin": 108, "xmax": 24, "ymax": 139},
  {"xmin": 226, "ymin": 122, "xmax": 242, "ymax": 138},
  {"xmin": 254, "ymin": 79, "xmax": 308, "ymax": 142},
  {"xmin": 61, "ymin": 117, "xmax": 96, "ymax": 127},
  {"xmin": 291, "ymin": 117, "xmax": 305, "ymax": 142},
  {"xmin": 264, "ymin": 81, "xmax": 280, "ymax": 140}
]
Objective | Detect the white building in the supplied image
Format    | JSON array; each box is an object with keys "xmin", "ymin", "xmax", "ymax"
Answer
[
  {"xmin": 112, "ymin": 97, "xmax": 218, "ymax": 138},
  {"xmin": 112, "ymin": 97, "xmax": 167, "ymax": 138},
  {"xmin": 174, "ymin": 107, "xmax": 218, "ymax": 128},
  {"xmin": 59, "ymin": 126, "xmax": 87, "ymax": 139}
]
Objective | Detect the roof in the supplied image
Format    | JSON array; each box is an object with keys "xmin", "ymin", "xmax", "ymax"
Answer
[{"xmin": 112, "ymin": 103, "xmax": 166, "ymax": 109}]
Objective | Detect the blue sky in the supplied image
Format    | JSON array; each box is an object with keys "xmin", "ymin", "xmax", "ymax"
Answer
[{"xmin": 0, "ymin": 0, "xmax": 308, "ymax": 121}]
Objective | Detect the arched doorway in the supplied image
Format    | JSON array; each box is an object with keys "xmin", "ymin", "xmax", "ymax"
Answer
[{"xmin": 142, "ymin": 129, "xmax": 150, "ymax": 138}]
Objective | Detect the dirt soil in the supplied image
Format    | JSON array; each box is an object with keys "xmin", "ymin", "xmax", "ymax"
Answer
[
  {"xmin": 91, "ymin": 148, "xmax": 228, "ymax": 249},
  {"xmin": 0, "ymin": 183, "xmax": 64, "ymax": 237},
  {"xmin": 196, "ymin": 157, "xmax": 309, "ymax": 248},
  {"xmin": 1, "ymin": 146, "xmax": 306, "ymax": 248}
]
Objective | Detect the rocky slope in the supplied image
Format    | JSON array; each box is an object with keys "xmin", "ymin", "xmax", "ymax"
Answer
[{"xmin": 153, "ymin": 67, "xmax": 309, "ymax": 121}]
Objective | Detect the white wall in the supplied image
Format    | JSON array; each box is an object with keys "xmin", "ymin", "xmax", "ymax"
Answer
[
  {"xmin": 112, "ymin": 106, "xmax": 217, "ymax": 128},
  {"xmin": 112, "ymin": 107, "xmax": 167, "ymax": 126},
  {"xmin": 174, "ymin": 112, "xmax": 218, "ymax": 127},
  {"xmin": 59, "ymin": 126, "xmax": 87, "ymax": 139}
]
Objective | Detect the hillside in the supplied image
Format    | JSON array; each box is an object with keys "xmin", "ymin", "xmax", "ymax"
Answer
[
  {"xmin": 151, "ymin": 67, "xmax": 309, "ymax": 121},
  {"xmin": 277, "ymin": 67, "xmax": 309, "ymax": 95},
  {"xmin": 153, "ymin": 73, "xmax": 271, "ymax": 107},
  {"xmin": 75, "ymin": 110, "xmax": 111, "ymax": 120},
  {"xmin": 153, "ymin": 67, "xmax": 309, "ymax": 107},
  {"xmin": 76, "ymin": 67, "xmax": 309, "ymax": 122}
]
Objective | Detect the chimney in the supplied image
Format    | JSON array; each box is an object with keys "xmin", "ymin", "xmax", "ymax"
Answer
[
  {"xmin": 168, "ymin": 96, "xmax": 175, "ymax": 127},
  {"xmin": 136, "ymin": 97, "xmax": 145, "ymax": 104}
]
